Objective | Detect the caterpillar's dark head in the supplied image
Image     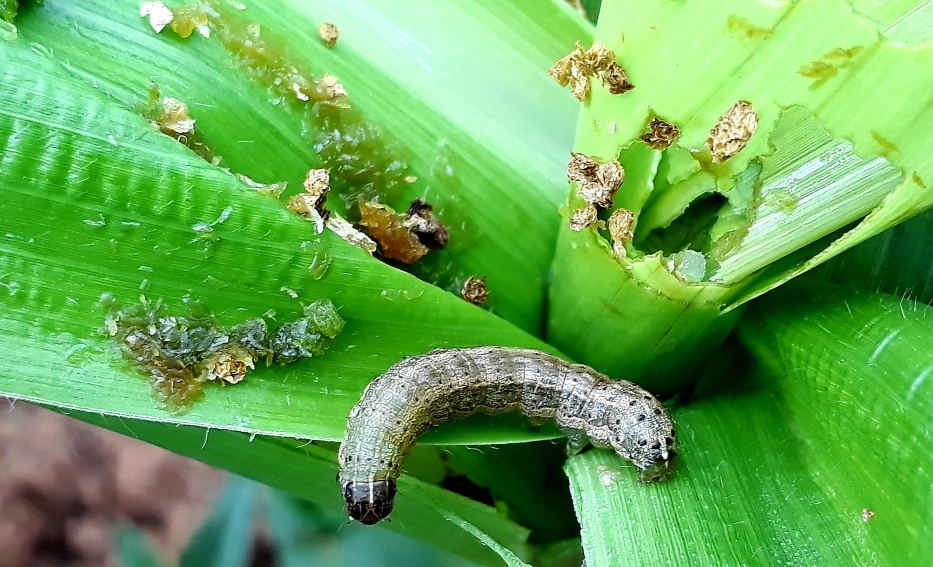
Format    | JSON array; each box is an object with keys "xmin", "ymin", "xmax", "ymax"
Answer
[
  {"xmin": 610, "ymin": 393, "xmax": 678, "ymax": 483},
  {"xmin": 343, "ymin": 480, "xmax": 397, "ymax": 525}
]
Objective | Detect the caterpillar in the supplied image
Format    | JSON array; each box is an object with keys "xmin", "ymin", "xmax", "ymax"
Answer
[{"xmin": 338, "ymin": 347, "xmax": 677, "ymax": 525}]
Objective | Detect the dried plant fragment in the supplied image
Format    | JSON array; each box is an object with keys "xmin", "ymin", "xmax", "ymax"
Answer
[
  {"xmin": 405, "ymin": 198, "xmax": 449, "ymax": 251},
  {"xmin": 286, "ymin": 168, "xmax": 333, "ymax": 232},
  {"xmin": 861, "ymin": 508, "xmax": 874, "ymax": 522},
  {"xmin": 151, "ymin": 97, "xmax": 196, "ymax": 138},
  {"xmin": 607, "ymin": 208, "xmax": 635, "ymax": 257},
  {"xmin": 170, "ymin": 5, "xmax": 210, "ymax": 39},
  {"xmin": 301, "ymin": 168, "xmax": 331, "ymax": 219},
  {"xmin": 200, "ymin": 344, "xmax": 254, "ymax": 384},
  {"xmin": 706, "ymin": 101, "xmax": 758, "ymax": 164},
  {"xmin": 461, "ymin": 276, "xmax": 489, "ymax": 305},
  {"xmin": 567, "ymin": 151, "xmax": 600, "ymax": 183},
  {"xmin": 319, "ymin": 22, "xmax": 339, "ymax": 47},
  {"xmin": 569, "ymin": 205, "xmax": 602, "ymax": 231},
  {"xmin": 358, "ymin": 200, "xmax": 430, "ymax": 263},
  {"xmin": 600, "ymin": 62, "xmax": 634, "ymax": 95},
  {"xmin": 140, "ymin": 1, "xmax": 173, "ymax": 33},
  {"xmin": 320, "ymin": 73, "xmax": 348, "ymax": 101},
  {"xmin": 567, "ymin": 152, "xmax": 624, "ymax": 209},
  {"xmin": 236, "ymin": 173, "xmax": 287, "ymax": 198},
  {"xmin": 144, "ymin": 84, "xmax": 215, "ymax": 162},
  {"xmin": 641, "ymin": 117, "xmax": 681, "ymax": 150},
  {"xmin": 549, "ymin": 42, "xmax": 631, "ymax": 102},
  {"xmin": 326, "ymin": 215, "xmax": 377, "ymax": 254}
]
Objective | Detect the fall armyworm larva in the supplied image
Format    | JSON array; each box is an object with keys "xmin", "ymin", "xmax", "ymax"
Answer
[{"xmin": 338, "ymin": 347, "xmax": 677, "ymax": 524}]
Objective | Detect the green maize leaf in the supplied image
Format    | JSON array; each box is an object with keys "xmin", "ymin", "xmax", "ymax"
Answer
[
  {"xmin": 809, "ymin": 206, "xmax": 933, "ymax": 305},
  {"xmin": 62, "ymin": 409, "xmax": 532, "ymax": 567},
  {"xmin": 548, "ymin": 0, "xmax": 933, "ymax": 390},
  {"xmin": 15, "ymin": 0, "xmax": 590, "ymax": 335},
  {"xmin": 566, "ymin": 284, "xmax": 933, "ymax": 566},
  {"xmin": 0, "ymin": 37, "xmax": 570, "ymax": 446}
]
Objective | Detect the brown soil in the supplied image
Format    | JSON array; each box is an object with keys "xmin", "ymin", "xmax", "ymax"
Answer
[{"xmin": 0, "ymin": 401, "xmax": 223, "ymax": 567}]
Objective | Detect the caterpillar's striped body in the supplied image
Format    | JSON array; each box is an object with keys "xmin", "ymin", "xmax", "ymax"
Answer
[{"xmin": 338, "ymin": 347, "xmax": 677, "ymax": 524}]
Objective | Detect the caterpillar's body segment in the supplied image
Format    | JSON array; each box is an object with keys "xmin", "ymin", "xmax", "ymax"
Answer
[{"xmin": 338, "ymin": 347, "xmax": 677, "ymax": 525}]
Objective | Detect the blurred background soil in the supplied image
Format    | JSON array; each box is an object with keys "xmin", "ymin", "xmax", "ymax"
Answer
[{"xmin": 0, "ymin": 401, "xmax": 222, "ymax": 567}]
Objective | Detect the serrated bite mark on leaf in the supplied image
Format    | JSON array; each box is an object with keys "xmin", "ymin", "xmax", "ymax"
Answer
[{"xmin": 706, "ymin": 100, "xmax": 758, "ymax": 164}]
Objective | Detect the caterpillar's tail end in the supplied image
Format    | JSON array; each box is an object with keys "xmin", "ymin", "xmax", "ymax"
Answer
[
  {"xmin": 638, "ymin": 449, "xmax": 678, "ymax": 484},
  {"xmin": 343, "ymin": 480, "xmax": 397, "ymax": 525}
]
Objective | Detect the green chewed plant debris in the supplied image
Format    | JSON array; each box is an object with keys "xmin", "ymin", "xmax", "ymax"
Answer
[
  {"xmin": 139, "ymin": 2, "xmax": 414, "ymax": 213},
  {"xmin": 103, "ymin": 295, "xmax": 344, "ymax": 411},
  {"xmin": 0, "ymin": 0, "xmax": 17, "ymax": 23},
  {"xmin": 0, "ymin": 0, "xmax": 17, "ymax": 41},
  {"xmin": 268, "ymin": 300, "xmax": 345, "ymax": 363},
  {"xmin": 144, "ymin": 83, "xmax": 216, "ymax": 163}
]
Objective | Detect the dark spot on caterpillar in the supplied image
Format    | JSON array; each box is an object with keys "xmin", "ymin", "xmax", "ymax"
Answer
[
  {"xmin": 651, "ymin": 442, "xmax": 661, "ymax": 450},
  {"xmin": 666, "ymin": 437, "xmax": 674, "ymax": 446},
  {"xmin": 338, "ymin": 347, "xmax": 678, "ymax": 524}
]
